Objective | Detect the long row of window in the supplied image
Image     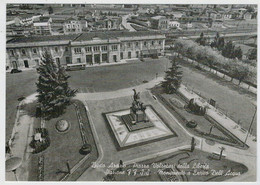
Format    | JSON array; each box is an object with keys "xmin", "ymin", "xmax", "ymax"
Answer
[
  {"xmin": 9, "ymin": 46, "xmax": 70, "ymax": 56},
  {"xmin": 75, "ymin": 45, "xmax": 114, "ymax": 53},
  {"xmin": 121, "ymin": 40, "xmax": 162, "ymax": 48},
  {"xmin": 9, "ymin": 40, "xmax": 164, "ymax": 56}
]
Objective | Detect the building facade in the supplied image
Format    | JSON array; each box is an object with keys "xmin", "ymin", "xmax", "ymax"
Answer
[
  {"xmin": 168, "ymin": 21, "xmax": 180, "ymax": 28},
  {"xmin": 151, "ymin": 16, "xmax": 169, "ymax": 30},
  {"xmin": 211, "ymin": 20, "xmax": 223, "ymax": 28},
  {"xmin": 33, "ymin": 17, "xmax": 52, "ymax": 35},
  {"xmin": 6, "ymin": 31, "xmax": 165, "ymax": 69},
  {"xmin": 63, "ymin": 17, "xmax": 87, "ymax": 34}
]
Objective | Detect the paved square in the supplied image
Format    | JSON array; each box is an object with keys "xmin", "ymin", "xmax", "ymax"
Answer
[{"xmin": 105, "ymin": 105, "xmax": 176, "ymax": 149}]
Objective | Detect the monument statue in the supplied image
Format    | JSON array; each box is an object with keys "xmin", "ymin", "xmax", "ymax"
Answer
[{"xmin": 130, "ymin": 89, "xmax": 147, "ymax": 124}]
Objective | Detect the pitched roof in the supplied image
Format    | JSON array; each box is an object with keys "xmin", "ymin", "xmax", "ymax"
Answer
[
  {"xmin": 7, "ymin": 31, "xmax": 164, "ymax": 44},
  {"xmin": 7, "ymin": 34, "xmax": 79, "ymax": 44},
  {"xmin": 74, "ymin": 31, "xmax": 164, "ymax": 41}
]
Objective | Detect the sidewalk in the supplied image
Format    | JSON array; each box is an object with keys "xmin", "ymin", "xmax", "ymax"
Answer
[{"xmin": 6, "ymin": 93, "xmax": 37, "ymax": 181}]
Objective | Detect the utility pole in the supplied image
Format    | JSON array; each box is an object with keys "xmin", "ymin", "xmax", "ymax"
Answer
[{"xmin": 244, "ymin": 106, "xmax": 257, "ymax": 144}]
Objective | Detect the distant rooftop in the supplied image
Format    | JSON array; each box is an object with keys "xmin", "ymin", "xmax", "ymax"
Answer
[{"xmin": 151, "ymin": 16, "xmax": 166, "ymax": 20}]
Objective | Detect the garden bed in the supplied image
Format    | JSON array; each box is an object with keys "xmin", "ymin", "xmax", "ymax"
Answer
[
  {"xmin": 151, "ymin": 86, "xmax": 247, "ymax": 149},
  {"xmin": 27, "ymin": 100, "xmax": 98, "ymax": 181}
]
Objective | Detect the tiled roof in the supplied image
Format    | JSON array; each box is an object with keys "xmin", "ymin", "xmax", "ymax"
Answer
[
  {"xmin": 7, "ymin": 31, "xmax": 164, "ymax": 44},
  {"xmin": 74, "ymin": 31, "xmax": 164, "ymax": 41},
  {"xmin": 7, "ymin": 34, "xmax": 79, "ymax": 44},
  {"xmin": 73, "ymin": 32, "xmax": 116, "ymax": 41}
]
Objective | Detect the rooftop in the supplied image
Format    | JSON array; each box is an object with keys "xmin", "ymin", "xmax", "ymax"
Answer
[
  {"xmin": 74, "ymin": 31, "xmax": 163, "ymax": 41},
  {"xmin": 7, "ymin": 34, "xmax": 79, "ymax": 44},
  {"xmin": 7, "ymin": 31, "xmax": 164, "ymax": 44},
  {"xmin": 151, "ymin": 16, "xmax": 167, "ymax": 20}
]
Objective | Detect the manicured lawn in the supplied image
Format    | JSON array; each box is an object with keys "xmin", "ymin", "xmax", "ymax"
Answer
[
  {"xmin": 27, "ymin": 100, "xmax": 98, "ymax": 181},
  {"xmin": 109, "ymin": 149, "xmax": 248, "ymax": 182},
  {"xmin": 42, "ymin": 101, "xmax": 84, "ymax": 181}
]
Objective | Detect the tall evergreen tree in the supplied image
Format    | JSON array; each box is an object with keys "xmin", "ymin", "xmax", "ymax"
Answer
[
  {"xmin": 36, "ymin": 51, "xmax": 77, "ymax": 120},
  {"xmin": 161, "ymin": 57, "xmax": 183, "ymax": 94}
]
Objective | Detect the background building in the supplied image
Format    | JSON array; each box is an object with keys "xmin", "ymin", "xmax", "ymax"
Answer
[{"xmin": 6, "ymin": 31, "xmax": 165, "ymax": 69}]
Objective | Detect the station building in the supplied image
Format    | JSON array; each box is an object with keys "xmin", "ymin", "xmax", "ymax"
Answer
[{"xmin": 6, "ymin": 31, "xmax": 166, "ymax": 70}]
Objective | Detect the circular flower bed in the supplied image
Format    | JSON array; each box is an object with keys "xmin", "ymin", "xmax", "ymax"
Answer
[{"xmin": 55, "ymin": 120, "xmax": 71, "ymax": 133}]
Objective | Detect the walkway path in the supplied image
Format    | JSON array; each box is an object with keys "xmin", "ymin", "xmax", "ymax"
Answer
[{"xmin": 6, "ymin": 93, "xmax": 37, "ymax": 181}]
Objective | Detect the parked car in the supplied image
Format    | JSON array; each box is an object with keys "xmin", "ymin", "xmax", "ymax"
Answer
[
  {"xmin": 186, "ymin": 120, "xmax": 198, "ymax": 128},
  {"xmin": 10, "ymin": 69, "xmax": 22, "ymax": 74}
]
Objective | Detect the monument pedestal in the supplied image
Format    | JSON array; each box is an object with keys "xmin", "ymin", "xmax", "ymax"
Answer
[{"xmin": 130, "ymin": 109, "xmax": 147, "ymax": 124}]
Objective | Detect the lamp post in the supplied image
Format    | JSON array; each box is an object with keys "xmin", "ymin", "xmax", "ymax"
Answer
[
  {"xmin": 6, "ymin": 157, "xmax": 22, "ymax": 181},
  {"xmin": 244, "ymin": 106, "xmax": 257, "ymax": 145}
]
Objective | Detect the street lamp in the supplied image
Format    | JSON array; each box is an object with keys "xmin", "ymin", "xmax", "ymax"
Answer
[{"xmin": 6, "ymin": 157, "xmax": 22, "ymax": 181}]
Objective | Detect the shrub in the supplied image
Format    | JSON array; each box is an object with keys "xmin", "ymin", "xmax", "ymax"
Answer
[{"xmin": 29, "ymin": 128, "xmax": 50, "ymax": 154}]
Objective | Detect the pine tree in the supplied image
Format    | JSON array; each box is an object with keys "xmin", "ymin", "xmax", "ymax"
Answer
[
  {"xmin": 161, "ymin": 57, "xmax": 183, "ymax": 94},
  {"xmin": 36, "ymin": 51, "xmax": 77, "ymax": 120}
]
